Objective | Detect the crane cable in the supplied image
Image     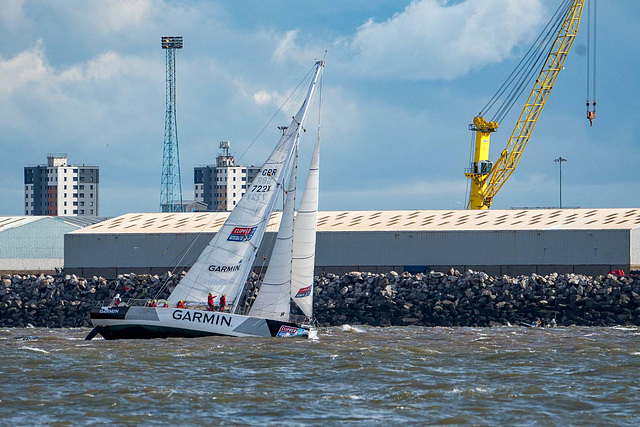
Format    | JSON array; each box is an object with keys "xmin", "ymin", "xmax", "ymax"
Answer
[
  {"xmin": 586, "ymin": 0, "xmax": 597, "ymax": 126},
  {"xmin": 478, "ymin": 0, "xmax": 572, "ymax": 124}
]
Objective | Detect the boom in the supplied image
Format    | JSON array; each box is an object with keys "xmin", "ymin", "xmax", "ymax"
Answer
[{"xmin": 465, "ymin": 0, "xmax": 585, "ymax": 210}]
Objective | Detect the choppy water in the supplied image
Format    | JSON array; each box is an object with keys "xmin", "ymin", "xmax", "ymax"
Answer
[{"xmin": 1, "ymin": 326, "xmax": 640, "ymax": 425}]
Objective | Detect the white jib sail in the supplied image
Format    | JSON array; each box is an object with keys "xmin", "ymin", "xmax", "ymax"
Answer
[
  {"xmin": 168, "ymin": 61, "xmax": 324, "ymax": 308},
  {"xmin": 291, "ymin": 135, "xmax": 320, "ymax": 318},
  {"xmin": 248, "ymin": 154, "xmax": 297, "ymax": 321}
]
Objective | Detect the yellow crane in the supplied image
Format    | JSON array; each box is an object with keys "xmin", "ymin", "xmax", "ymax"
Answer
[{"xmin": 465, "ymin": 0, "xmax": 587, "ymax": 210}]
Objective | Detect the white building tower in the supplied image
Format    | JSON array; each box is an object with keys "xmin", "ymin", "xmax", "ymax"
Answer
[{"xmin": 24, "ymin": 154, "xmax": 99, "ymax": 216}]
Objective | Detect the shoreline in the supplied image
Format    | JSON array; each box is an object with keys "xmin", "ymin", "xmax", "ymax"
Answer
[{"xmin": 1, "ymin": 269, "xmax": 639, "ymax": 328}]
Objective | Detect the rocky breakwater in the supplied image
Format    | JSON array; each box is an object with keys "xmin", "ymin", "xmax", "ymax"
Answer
[
  {"xmin": 1, "ymin": 270, "xmax": 640, "ymax": 328},
  {"xmin": 313, "ymin": 269, "xmax": 640, "ymax": 327},
  {"xmin": 0, "ymin": 272, "xmax": 179, "ymax": 328}
]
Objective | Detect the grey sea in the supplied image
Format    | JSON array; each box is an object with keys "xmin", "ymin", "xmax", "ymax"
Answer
[{"xmin": 1, "ymin": 326, "xmax": 639, "ymax": 425}]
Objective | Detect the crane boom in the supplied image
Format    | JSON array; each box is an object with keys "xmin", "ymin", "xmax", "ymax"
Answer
[{"xmin": 465, "ymin": 0, "xmax": 585, "ymax": 210}]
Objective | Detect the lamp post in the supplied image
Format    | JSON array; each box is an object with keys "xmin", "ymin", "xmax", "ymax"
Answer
[{"xmin": 554, "ymin": 157, "xmax": 567, "ymax": 208}]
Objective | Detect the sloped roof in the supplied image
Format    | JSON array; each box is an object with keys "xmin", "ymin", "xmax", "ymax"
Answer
[
  {"xmin": 70, "ymin": 208, "xmax": 640, "ymax": 234},
  {"xmin": 0, "ymin": 216, "xmax": 110, "ymax": 234},
  {"xmin": 0, "ymin": 216, "xmax": 43, "ymax": 232},
  {"xmin": 54, "ymin": 216, "xmax": 111, "ymax": 228}
]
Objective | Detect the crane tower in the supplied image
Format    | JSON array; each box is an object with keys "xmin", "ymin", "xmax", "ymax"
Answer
[{"xmin": 160, "ymin": 36, "xmax": 184, "ymax": 212}]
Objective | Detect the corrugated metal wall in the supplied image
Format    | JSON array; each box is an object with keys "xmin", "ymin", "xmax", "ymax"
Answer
[
  {"xmin": 64, "ymin": 228, "xmax": 633, "ymax": 278},
  {"xmin": 0, "ymin": 218, "xmax": 79, "ymax": 272}
]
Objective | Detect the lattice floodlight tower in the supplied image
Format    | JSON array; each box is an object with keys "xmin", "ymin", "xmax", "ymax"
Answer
[{"xmin": 160, "ymin": 36, "xmax": 184, "ymax": 212}]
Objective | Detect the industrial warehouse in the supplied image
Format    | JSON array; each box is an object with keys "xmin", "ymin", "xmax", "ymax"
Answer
[{"xmin": 63, "ymin": 208, "xmax": 640, "ymax": 279}]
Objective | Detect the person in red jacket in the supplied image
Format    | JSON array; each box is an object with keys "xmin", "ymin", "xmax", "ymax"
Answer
[
  {"xmin": 207, "ymin": 293, "xmax": 214, "ymax": 311},
  {"xmin": 176, "ymin": 300, "xmax": 185, "ymax": 309},
  {"xmin": 219, "ymin": 294, "xmax": 226, "ymax": 312},
  {"xmin": 152, "ymin": 299, "xmax": 158, "ymax": 308}
]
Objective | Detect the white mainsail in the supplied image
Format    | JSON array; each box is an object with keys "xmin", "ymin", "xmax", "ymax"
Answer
[
  {"xmin": 168, "ymin": 61, "xmax": 324, "ymax": 308},
  {"xmin": 248, "ymin": 154, "xmax": 297, "ymax": 320},
  {"xmin": 290, "ymin": 135, "xmax": 320, "ymax": 318}
]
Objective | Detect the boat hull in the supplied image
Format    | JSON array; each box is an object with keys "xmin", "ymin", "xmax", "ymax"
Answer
[{"xmin": 89, "ymin": 306, "xmax": 309, "ymax": 340}]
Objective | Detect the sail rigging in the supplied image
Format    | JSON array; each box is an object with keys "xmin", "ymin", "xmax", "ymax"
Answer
[
  {"xmin": 291, "ymin": 134, "xmax": 320, "ymax": 318},
  {"xmin": 248, "ymin": 153, "xmax": 297, "ymax": 320},
  {"xmin": 167, "ymin": 61, "xmax": 324, "ymax": 309}
]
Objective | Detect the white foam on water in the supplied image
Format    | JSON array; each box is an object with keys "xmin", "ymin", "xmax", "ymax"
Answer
[
  {"xmin": 340, "ymin": 324, "xmax": 364, "ymax": 333},
  {"xmin": 20, "ymin": 346, "xmax": 49, "ymax": 354}
]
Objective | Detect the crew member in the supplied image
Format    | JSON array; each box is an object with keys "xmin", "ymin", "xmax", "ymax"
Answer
[
  {"xmin": 152, "ymin": 299, "xmax": 158, "ymax": 308},
  {"xmin": 113, "ymin": 293, "xmax": 121, "ymax": 307},
  {"xmin": 207, "ymin": 293, "xmax": 215, "ymax": 311},
  {"xmin": 163, "ymin": 301, "xmax": 169, "ymax": 308},
  {"xmin": 177, "ymin": 300, "xmax": 185, "ymax": 309},
  {"xmin": 219, "ymin": 294, "xmax": 226, "ymax": 312}
]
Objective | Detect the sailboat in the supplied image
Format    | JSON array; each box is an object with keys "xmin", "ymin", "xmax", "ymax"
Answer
[{"xmin": 86, "ymin": 60, "xmax": 324, "ymax": 340}]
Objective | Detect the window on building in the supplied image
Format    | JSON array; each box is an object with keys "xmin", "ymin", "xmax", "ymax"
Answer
[
  {"xmin": 64, "ymin": 185, "xmax": 67, "ymax": 189},
  {"xmin": 80, "ymin": 210, "xmax": 84, "ymax": 214},
  {"xmin": 73, "ymin": 201, "xmax": 78, "ymax": 206},
  {"xmin": 90, "ymin": 202, "xmax": 93, "ymax": 206},
  {"xmin": 64, "ymin": 210, "xmax": 67, "ymax": 214},
  {"xmin": 80, "ymin": 201, "xmax": 84, "ymax": 206},
  {"xmin": 90, "ymin": 193, "xmax": 93, "ymax": 198},
  {"xmin": 25, "ymin": 202, "xmax": 28, "ymax": 207},
  {"xmin": 64, "ymin": 177, "xmax": 67, "ymax": 182},
  {"xmin": 64, "ymin": 202, "xmax": 67, "ymax": 206},
  {"xmin": 90, "ymin": 185, "xmax": 93, "ymax": 190},
  {"xmin": 25, "ymin": 210, "xmax": 28, "ymax": 215},
  {"xmin": 233, "ymin": 177, "xmax": 236, "ymax": 181},
  {"xmin": 90, "ymin": 177, "xmax": 93, "ymax": 182},
  {"xmin": 90, "ymin": 209, "xmax": 94, "ymax": 214},
  {"xmin": 73, "ymin": 169, "xmax": 78, "ymax": 173},
  {"xmin": 64, "ymin": 169, "xmax": 67, "ymax": 173},
  {"xmin": 233, "ymin": 193, "xmax": 236, "ymax": 197},
  {"xmin": 79, "ymin": 193, "xmax": 84, "ymax": 198},
  {"xmin": 73, "ymin": 185, "xmax": 78, "ymax": 189},
  {"xmin": 73, "ymin": 177, "xmax": 78, "ymax": 181},
  {"xmin": 242, "ymin": 185, "xmax": 246, "ymax": 189},
  {"xmin": 64, "ymin": 193, "xmax": 67, "ymax": 198},
  {"xmin": 242, "ymin": 177, "xmax": 246, "ymax": 181},
  {"xmin": 73, "ymin": 210, "xmax": 78, "ymax": 214},
  {"xmin": 73, "ymin": 193, "xmax": 78, "ymax": 198},
  {"xmin": 79, "ymin": 185, "xmax": 84, "ymax": 190}
]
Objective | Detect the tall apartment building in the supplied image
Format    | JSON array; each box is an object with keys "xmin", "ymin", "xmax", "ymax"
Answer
[
  {"xmin": 24, "ymin": 154, "xmax": 99, "ymax": 217},
  {"xmin": 194, "ymin": 141, "xmax": 260, "ymax": 211}
]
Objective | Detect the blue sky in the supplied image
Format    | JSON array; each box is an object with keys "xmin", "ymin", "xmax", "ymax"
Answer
[{"xmin": 1, "ymin": 0, "xmax": 639, "ymax": 216}]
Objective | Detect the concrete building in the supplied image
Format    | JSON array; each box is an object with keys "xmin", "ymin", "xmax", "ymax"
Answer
[
  {"xmin": 64, "ymin": 208, "xmax": 640, "ymax": 278},
  {"xmin": 0, "ymin": 216, "xmax": 108, "ymax": 274},
  {"xmin": 194, "ymin": 141, "xmax": 260, "ymax": 211},
  {"xmin": 24, "ymin": 154, "xmax": 99, "ymax": 217}
]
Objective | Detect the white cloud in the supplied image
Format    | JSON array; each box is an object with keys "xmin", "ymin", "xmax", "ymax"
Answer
[
  {"xmin": 0, "ymin": 40, "xmax": 48, "ymax": 93},
  {"xmin": 253, "ymin": 90, "xmax": 274, "ymax": 106},
  {"xmin": 273, "ymin": 30, "xmax": 301, "ymax": 63},
  {"xmin": 348, "ymin": 0, "xmax": 545, "ymax": 80},
  {"xmin": 272, "ymin": 0, "xmax": 545, "ymax": 81}
]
